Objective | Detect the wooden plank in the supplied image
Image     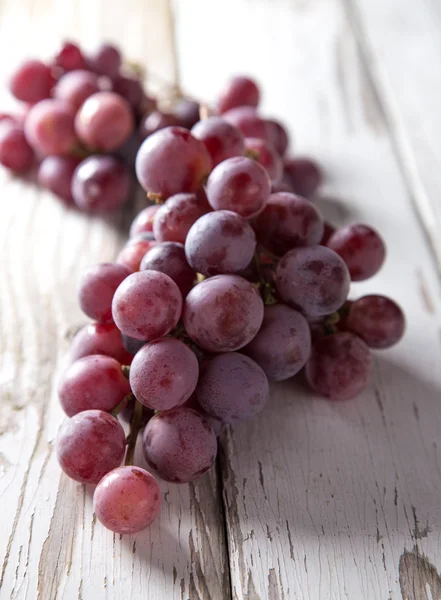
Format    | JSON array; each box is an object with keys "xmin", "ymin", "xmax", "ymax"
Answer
[
  {"xmin": 0, "ymin": 2, "xmax": 230, "ymax": 599},
  {"xmin": 175, "ymin": 1, "xmax": 441, "ymax": 598}
]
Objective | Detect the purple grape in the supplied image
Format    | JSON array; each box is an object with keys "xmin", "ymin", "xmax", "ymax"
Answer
[
  {"xmin": 266, "ymin": 119, "xmax": 289, "ymax": 156},
  {"xmin": 0, "ymin": 122, "xmax": 34, "ymax": 172},
  {"xmin": 89, "ymin": 43, "xmax": 121, "ymax": 78},
  {"xmin": 276, "ymin": 246, "xmax": 350, "ymax": 317},
  {"xmin": 142, "ymin": 408, "xmax": 217, "ymax": 483},
  {"xmin": 206, "ymin": 156, "xmax": 271, "ymax": 219},
  {"xmin": 69, "ymin": 322, "xmax": 133, "ymax": 365},
  {"xmin": 196, "ymin": 352, "xmax": 269, "ymax": 423},
  {"xmin": 53, "ymin": 69, "xmax": 100, "ymax": 110},
  {"xmin": 243, "ymin": 304, "xmax": 311, "ymax": 381},
  {"xmin": 38, "ymin": 156, "xmax": 80, "ymax": 204},
  {"xmin": 252, "ymin": 192, "xmax": 324, "ymax": 256},
  {"xmin": 59, "ymin": 355, "xmax": 130, "ymax": 416},
  {"xmin": 25, "ymin": 99, "xmax": 77, "ymax": 156},
  {"xmin": 217, "ymin": 76, "xmax": 260, "ymax": 114},
  {"xmin": 54, "ymin": 41, "xmax": 87, "ymax": 72},
  {"xmin": 112, "ymin": 270, "xmax": 182, "ymax": 340},
  {"xmin": 56, "ymin": 410, "xmax": 126, "ymax": 483},
  {"xmin": 139, "ymin": 111, "xmax": 176, "ymax": 140},
  {"xmin": 345, "ymin": 295, "xmax": 405, "ymax": 349},
  {"xmin": 93, "ymin": 466, "xmax": 161, "ymax": 534},
  {"xmin": 116, "ymin": 238, "xmax": 157, "ymax": 272},
  {"xmin": 112, "ymin": 75, "xmax": 144, "ymax": 111},
  {"xmin": 172, "ymin": 98, "xmax": 200, "ymax": 129},
  {"xmin": 327, "ymin": 224, "xmax": 386, "ymax": 281},
  {"xmin": 71, "ymin": 155, "xmax": 131, "ymax": 212},
  {"xmin": 9, "ymin": 59, "xmax": 54, "ymax": 103},
  {"xmin": 270, "ymin": 180, "xmax": 293, "ymax": 193},
  {"xmin": 185, "ymin": 210, "xmax": 256, "ymax": 276},
  {"xmin": 320, "ymin": 222, "xmax": 336, "ymax": 245},
  {"xmin": 245, "ymin": 137, "xmax": 283, "ymax": 182},
  {"xmin": 223, "ymin": 106, "xmax": 271, "ymax": 141},
  {"xmin": 130, "ymin": 338, "xmax": 199, "ymax": 410},
  {"xmin": 305, "ymin": 332, "xmax": 372, "ymax": 401},
  {"xmin": 135, "ymin": 126, "xmax": 212, "ymax": 199},
  {"xmin": 191, "ymin": 117, "xmax": 245, "ymax": 167},
  {"xmin": 183, "ymin": 275, "xmax": 264, "ymax": 352},
  {"xmin": 140, "ymin": 242, "xmax": 195, "ymax": 296},
  {"xmin": 78, "ymin": 262, "xmax": 132, "ymax": 322},
  {"xmin": 75, "ymin": 92, "xmax": 134, "ymax": 151},
  {"xmin": 283, "ymin": 157, "xmax": 323, "ymax": 198},
  {"xmin": 153, "ymin": 191, "xmax": 211, "ymax": 243}
]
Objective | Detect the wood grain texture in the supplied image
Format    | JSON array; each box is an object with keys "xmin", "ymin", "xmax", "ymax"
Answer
[
  {"xmin": 174, "ymin": 0, "xmax": 441, "ymax": 598},
  {"xmin": 0, "ymin": 2, "xmax": 229, "ymax": 599}
]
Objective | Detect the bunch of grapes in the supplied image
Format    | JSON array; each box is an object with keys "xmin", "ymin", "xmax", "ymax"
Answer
[
  {"xmin": 50, "ymin": 71, "xmax": 406, "ymax": 535},
  {"xmin": 0, "ymin": 41, "xmax": 202, "ymax": 213}
]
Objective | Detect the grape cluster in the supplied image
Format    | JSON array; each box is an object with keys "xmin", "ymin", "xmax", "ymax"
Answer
[{"xmin": 47, "ymin": 67, "xmax": 406, "ymax": 535}]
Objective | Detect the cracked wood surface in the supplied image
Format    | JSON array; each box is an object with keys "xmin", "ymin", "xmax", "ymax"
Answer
[{"xmin": 1, "ymin": 0, "xmax": 441, "ymax": 599}]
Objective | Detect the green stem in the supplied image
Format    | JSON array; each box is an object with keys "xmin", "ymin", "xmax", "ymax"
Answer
[
  {"xmin": 125, "ymin": 399, "xmax": 144, "ymax": 466},
  {"xmin": 111, "ymin": 393, "xmax": 133, "ymax": 418},
  {"xmin": 121, "ymin": 365, "xmax": 130, "ymax": 379}
]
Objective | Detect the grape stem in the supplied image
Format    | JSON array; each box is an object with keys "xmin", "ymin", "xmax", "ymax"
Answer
[
  {"xmin": 253, "ymin": 249, "xmax": 278, "ymax": 306},
  {"xmin": 111, "ymin": 392, "xmax": 133, "ymax": 417},
  {"xmin": 125, "ymin": 398, "xmax": 144, "ymax": 466},
  {"xmin": 147, "ymin": 191, "xmax": 164, "ymax": 204},
  {"xmin": 121, "ymin": 364, "xmax": 130, "ymax": 379}
]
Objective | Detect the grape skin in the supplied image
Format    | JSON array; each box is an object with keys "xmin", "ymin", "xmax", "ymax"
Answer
[
  {"xmin": 191, "ymin": 117, "xmax": 245, "ymax": 167},
  {"xmin": 327, "ymin": 224, "xmax": 386, "ymax": 281},
  {"xmin": 223, "ymin": 106, "xmax": 270, "ymax": 141},
  {"xmin": 121, "ymin": 334, "xmax": 147, "ymax": 356},
  {"xmin": 136, "ymin": 126, "xmax": 212, "ymax": 199},
  {"xmin": 9, "ymin": 59, "xmax": 54, "ymax": 103},
  {"xmin": 56, "ymin": 410, "xmax": 126, "ymax": 483},
  {"xmin": 185, "ymin": 210, "xmax": 256, "ymax": 276},
  {"xmin": 130, "ymin": 205, "xmax": 160, "ymax": 238},
  {"xmin": 78, "ymin": 262, "xmax": 132, "ymax": 322},
  {"xmin": 206, "ymin": 156, "xmax": 271, "ymax": 219},
  {"xmin": 252, "ymin": 192, "xmax": 324, "ymax": 256},
  {"xmin": 142, "ymin": 407, "xmax": 217, "ymax": 483},
  {"xmin": 93, "ymin": 466, "xmax": 161, "ymax": 534},
  {"xmin": 266, "ymin": 119, "xmax": 289, "ymax": 156},
  {"xmin": 53, "ymin": 70, "xmax": 100, "ymax": 110},
  {"xmin": 88, "ymin": 43, "xmax": 121, "ymax": 79},
  {"xmin": 305, "ymin": 332, "xmax": 372, "ymax": 401},
  {"xmin": 346, "ymin": 295, "xmax": 405, "ymax": 349},
  {"xmin": 196, "ymin": 352, "xmax": 269, "ymax": 423},
  {"xmin": 276, "ymin": 246, "xmax": 350, "ymax": 317},
  {"xmin": 184, "ymin": 394, "xmax": 223, "ymax": 437},
  {"xmin": 116, "ymin": 237, "xmax": 156, "ymax": 272},
  {"xmin": 183, "ymin": 274, "xmax": 264, "ymax": 352},
  {"xmin": 112, "ymin": 271, "xmax": 182, "ymax": 341},
  {"xmin": 153, "ymin": 192, "xmax": 211, "ymax": 244},
  {"xmin": 59, "ymin": 355, "xmax": 130, "ymax": 416},
  {"xmin": 38, "ymin": 156, "xmax": 80, "ymax": 204},
  {"xmin": 217, "ymin": 76, "xmax": 260, "ymax": 114},
  {"xmin": 0, "ymin": 122, "xmax": 34, "ymax": 172},
  {"xmin": 75, "ymin": 92, "xmax": 134, "ymax": 151},
  {"xmin": 283, "ymin": 157, "xmax": 323, "ymax": 198},
  {"xmin": 172, "ymin": 99, "xmax": 200, "ymax": 130},
  {"xmin": 54, "ymin": 42, "xmax": 86, "ymax": 72},
  {"xmin": 140, "ymin": 242, "xmax": 195, "ymax": 296},
  {"xmin": 25, "ymin": 99, "xmax": 77, "ymax": 156},
  {"xmin": 139, "ymin": 111, "xmax": 176, "ymax": 140},
  {"xmin": 245, "ymin": 137, "xmax": 283, "ymax": 182},
  {"xmin": 112, "ymin": 75, "xmax": 144, "ymax": 112},
  {"xmin": 243, "ymin": 304, "xmax": 311, "ymax": 381},
  {"xmin": 69, "ymin": 322, "xmax": 133, "ymax": 365},
  {"xmin": 130, "ymin": 338, "xmax": 199, "ymax": 410}
]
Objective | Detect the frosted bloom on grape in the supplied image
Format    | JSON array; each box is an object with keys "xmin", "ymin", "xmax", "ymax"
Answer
[
  {"xmin": 222, "ymin": 106, "xmax": 270, "ymax": 141},
  {"xmin": 191, "ymin": 117, "xmax": 245, "ymax": 167},
  {"xmin": 245, "ymin": 137, "xmax": 283, "ymax": 182},
  {"xmin": 153, "ymin": 192, "xmax": 211, "ymax": 243},
  {"xmin": 93, "ymin": 466, "xmax": 161, "ymax": 534},
  {"xmin": 140, "ymin": 242, "xmax": 195, "ymax": 296},
  {"xmin": 346, "ymin": 295, "xmax": 405, "ymax": 349},
  {"xmin": 142, "ymin": 408, "xmax": 217, "ymax": 483},
  {"xmin": 196, "ymin": 352, "xmax": 269, "ymax": 423},
  {"xmin": 130, "ymin": 338, "xmax": 199, "ymax": 410},
  {"xmin": 112, "ymin": 271, "xmax": 182, "ymax": 341},
  {"xmin": 69, "ymin": 322, "xmax": 132, "ymax": 365},
  {"xmin": 183, "ymin": 275, "xmax": 264, "ymax": 352}
]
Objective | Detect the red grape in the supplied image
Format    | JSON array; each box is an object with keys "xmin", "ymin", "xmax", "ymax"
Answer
[
  {"xmin": 112, "ymin": 75, "xmax": 143, "ymax": 111},
  {"xmin": 271, "ymin": 180, "xmax": 293, "ymax": 193},
  {"xmin": 53, "ymin": 70, "xmax": 100, "ymax": 110},
  {"xmin": 93, "ymin": 466, "xmax": 161, "ymax": 534},
  {"xmin": 139, "ymin": 111, "xmax": 176, "ymax": 140},
  {"xmin": 38, "ymin": 155, "xmax": 80, "ymax": 203},
  {"xmin": 75, "ymin": 92, "xmax": 134, "ymax": 151},
  {"xmin": 59, "ymin": 354, "xmax": 130, "ymax": 416},
  {"xmin": 153, "ymin": 191, "xmax": 211, "ymax": 243},
  {"xmin": 266, "ymin": 119, "xmax": 289, "ymax": 156},
  {"xmin": 72, "ymin": 155, "xmax": 131, "ymax": 212},
  {"xmin": 223, "ymin": 106, "xmax": 270, "ymax": 141},
  {"xmin": 305, "ymin": 332, "xmax": 372, "ymax": 401},
  {"xmin": 276, "ymin": 246, "xmax": 350, "ymax": 317},
  {"xmin": 89, "ymin": 43, "xmax": 121, "ymax": 78},
  {"xmin": 9, "ymin": 59, "xmax": 54, "ymax": 103},
  {"xmin": 25, "ymin": 99, "xmax": 77, "ymax": 155},
  {"xmin": 56, "ymin": 410, "xmax": 126, "ymax": 483},
  {"xmin": 112, "ymin": 270, "xmax": 182, "ymax": 340},
  {"xmin": 245, "ymin": 137, "xmax": 283, "ymax": 181},
  {"xmin": 0, "ymin": 122, "xmax": 34, "ymax": 172},
  {"xmin": 130, "ymin": 204, "xmax": 160, "ymax": 238},
  {"xmin": 346, "ymin": 295, "xmax": 405, "ymax": 349},
  {"xmin": 217, "ymin": 76, "xmax": 260, "ymax": 114},
  {"xmin": 130, "ymin": 338, "xmax": 199, "ymax": 410},
  {"xmin": 185, "ymin": 210, "xmax": 256, "ymax": 276},
  {"xmin": 191, "ymin": 116, "xmax": 245, "ymax": 167},
  {"xmin": 136, "ymin": 126, "xmax": 212, "ymax": 199},
  {"xmin": 243, "ymin": 304, "xmax": 311, "ymax": 381},
  {"xmin": 69, "ymin": 322, "xmax": 132, "ymax": 364},
  {"xmin": 54, "ymin": 42, "xmax": 86, "ymax": 72},
  {"xmin": 320, "ymin": 222, "xmax": 336, "ymax": 245},
  {"xmin": 116, "ymin": 237, "xmax": 156, "ymax": 272},
  {"xmin": 142, "ymin": 408, "xmax": 217, "ymax": 483},
  {"xmin": 183, "ymin": 274, "xmax": 264, "ymax": 352},
  {"xmin": 327, "ymin": 224, "xmax": 386, "ymax": 281},
  {"xmin": 140, "ymin": 242, "xmax": 195, "ymax": 296},
  {"xmin": 78, "ymin": 262, "xmax": 132, "ymax": 322},
  {"xmin": 283, "ymin": 157, "xmax": 323, "ymax": 198},
  {"xmin": 252, "ymin": 192, "xmax": 324, "ymax": 256},
  {"xmin": 196, "ymin": 352, "xmax": 269, "ymax": 423},
  {"xmin": 172, "ymin": 99, "xmax": 200, "ymax": 129},
  {"xmin": 206, "ymin": 156, "xmax": 270, "ymax": 218}
]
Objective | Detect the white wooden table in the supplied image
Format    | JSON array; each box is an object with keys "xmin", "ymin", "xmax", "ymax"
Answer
[{"xmin": 1, "ymin": 1, "xmax": 441, "ymax": 598}]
